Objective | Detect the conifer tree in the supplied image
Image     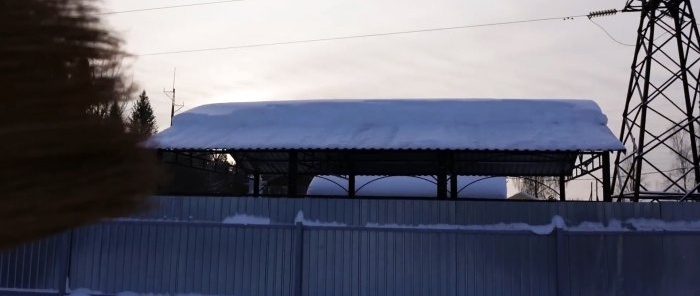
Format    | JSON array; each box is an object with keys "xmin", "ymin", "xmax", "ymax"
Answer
[
  {"xmin": 107, "ymin": 101, "xmax": 126, "ymax": 130},
  {"xmin": 129, "ymin": 91, "xmax": 157, "ymax": 137}
]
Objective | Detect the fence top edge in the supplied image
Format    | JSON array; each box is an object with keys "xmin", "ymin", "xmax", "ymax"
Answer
[{"xmin": 95, "ymin": 219, "xmax": 700, "ymax": 236}]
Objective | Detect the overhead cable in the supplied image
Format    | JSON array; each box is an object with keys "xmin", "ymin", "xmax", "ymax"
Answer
[{"xmin": 137, "ymin": 13, "xmax": 590, "ymax": 56}]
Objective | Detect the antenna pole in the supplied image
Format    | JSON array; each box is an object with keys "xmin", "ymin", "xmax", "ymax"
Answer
[
  {"xmin": 170, "ymin": 68, "xmax": 176, "ymax": 126},
  {"xmin": 164, "ymin": 68, "xmax": 182, "ymax": 127}
]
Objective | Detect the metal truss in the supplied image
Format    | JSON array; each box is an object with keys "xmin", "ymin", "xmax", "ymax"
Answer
[
  {"xmin": 570, "ymin": 153, "xmax": 604, "ymax": 181},
  {"xmin": 613, "ymin": 0, "xmax": 700, "ymax": 201},
  {"xmin": 568, "ymin": 152, "xmax": 612, "ymax": 201}
]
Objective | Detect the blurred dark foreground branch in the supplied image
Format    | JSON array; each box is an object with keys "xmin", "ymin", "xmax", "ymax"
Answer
[{"xmin": 0, "ymin": 0, "xmax": 158, "ymax": 249}]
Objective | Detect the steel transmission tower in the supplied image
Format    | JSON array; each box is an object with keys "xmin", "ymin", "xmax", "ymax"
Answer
[{"xmin": 613, "ymin": 0, "xmax": 700, "ymax": 201}]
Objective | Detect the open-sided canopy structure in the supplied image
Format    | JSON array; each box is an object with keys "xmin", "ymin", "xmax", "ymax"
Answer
[{"xmin": 151, "ymin": 99, "xmax": 625, "ymax": 200}]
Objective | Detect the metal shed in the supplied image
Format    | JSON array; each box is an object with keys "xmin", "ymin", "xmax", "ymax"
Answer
[{"xmin": 150, "ymin": 99, "xmax": 625, "ymax": 200}]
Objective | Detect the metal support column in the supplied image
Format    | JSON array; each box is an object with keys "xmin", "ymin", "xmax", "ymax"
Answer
[
  {"xmin": 437, "ymin": 174, "xmax": 447, "ymax": 199},
  {"xmin": 436, "ymin": 152, "xmax": 448, "ymax": 199},
  {"xmin": 253, "ymin": 173, "xmax": 260, "ymax": 197},
  {"xmin": 288, "ymin": 152, "xmax": 298, "ymax": 197},
  {"xmin": 348, "ymin": 175, "xmax": 356, "ymax": 198},
  {"xmin": 448, "ymin": 152, "xmax": 458, "ymax": 199},
  {"xmin": 603, "ymin": 152, "xmax": 612, "ymax": 202},
  {"xmin": 450, "ymin": 173, "xmax": 458, "ymax": 199},
  {"xmin": 559, "ymin": 175, "xmax": 566, "ymax": 201}
]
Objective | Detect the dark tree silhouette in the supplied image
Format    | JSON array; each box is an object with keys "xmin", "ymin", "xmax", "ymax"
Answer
[
  {"xmin": 129, "ymin": 91, "xmax": 158, "ymax": 137},
  {"xmin": 0, "ymin": 0, "xmax": 158, "ymax": 249},
  {"xmin": 108, "ymin": 101, "xmax": 126, "ymax": 130}
]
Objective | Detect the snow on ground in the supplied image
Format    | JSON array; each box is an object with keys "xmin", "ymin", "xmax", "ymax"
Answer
[
  {"xmin": 222, "ymin": 214, "xmax": 271, "ymax": 225},
  {"xmin": 151, "ymin": 99, "xmax": 625, "ymax": 151},
  {"xmin": 306, "ymin": 175, "xmax": 506, "ymax": 199}
]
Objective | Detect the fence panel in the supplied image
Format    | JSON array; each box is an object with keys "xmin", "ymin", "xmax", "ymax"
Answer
[
  {"xmin": 561, "ymin": 232, "xmax": 697, "ymax": 296},
  {"xmin": 302, "ymin": 227, "xmax": 557, "ymax": 296},
  {"xmin": 69, "ymin": 222, "xmax": 296, "ymax": 296},
  {"xmin": 658, "ymin": 234, "xmax": 700, "ymax": 295},
  {"xmin": 1, "ymin": 197, "xmax": 700, "ymax": 296},
  {"xmin": 0, "ymin": 235, "xmax": 66, "ymax": 293}
]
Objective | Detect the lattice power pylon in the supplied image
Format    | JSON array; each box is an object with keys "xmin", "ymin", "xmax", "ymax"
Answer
[{"xmin": 613, "ymin": 0, "xmax": 700, "ymax": 201}]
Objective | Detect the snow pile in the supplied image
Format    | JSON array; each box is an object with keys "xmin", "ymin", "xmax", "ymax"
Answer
[
  {"xmin": 217, "ymin": 212, "xmax": 700, "ymax": 234},
  {"xmin": 150, "ymin": 99, "xmax": 625, "ymax": 151},
  {"xmin": 365, "ymin": 216, "xmax": 700, "ymax": 234},
  {"xmin": 367, "ymin": 216, "xmax": 566, "ymax": 235},
  {"xmin": 625, "ymin": 218, "xmax": 700, "ymax": 230},
  {"xmin": 294, "ymin": 210, "xmax": 346, "ymax": 227},
  {"xmin": 222, "ymin": 214, "xmax": 271, "ymax": 225},
  {"xmin": 306, "ymin": 175, "xmax": 506, "ymax": 199},
  {"xmin": 568, "ymin": 218, "xmax": 700, "ymax": 232},
  {"xmin": 567, "ymin": 220, "xmax": 625, "ymax": 232},
  {"xmin": 121, "ymin": 211, "xmax": 700, "ymax": 234}
]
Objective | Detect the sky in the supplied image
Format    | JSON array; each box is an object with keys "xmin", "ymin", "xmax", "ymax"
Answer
[{"xmin": 98, "ymin": 0, "xmax": 700, "ymax": 199}]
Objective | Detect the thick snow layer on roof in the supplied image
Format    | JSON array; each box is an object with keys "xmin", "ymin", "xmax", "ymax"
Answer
[
  {"xmin": 306, "ymin": 175, "xmax": 506, "ymax": 199},
  {"xmin": 150, "ymin": 99, "xmax": 625, "ymax": 151}
]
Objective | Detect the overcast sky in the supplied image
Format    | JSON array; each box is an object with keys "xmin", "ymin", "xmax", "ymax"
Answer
[{"xmin": 99, "ymin": 0, "xmax": 700, "ymax": 199}]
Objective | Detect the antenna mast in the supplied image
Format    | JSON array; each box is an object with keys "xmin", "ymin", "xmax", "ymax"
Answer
[{"xmin": 164, "ymin": 68, "xmax": 184, "ymax": 127}]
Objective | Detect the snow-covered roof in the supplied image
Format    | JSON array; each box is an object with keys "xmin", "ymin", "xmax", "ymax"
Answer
[
  {"xmin": 151, "ymin": 99, "xmax": 624, "ymax": 151},
  {"xmin": 306, "ymin": 175, "xmax": 506, "ymax": 199}
]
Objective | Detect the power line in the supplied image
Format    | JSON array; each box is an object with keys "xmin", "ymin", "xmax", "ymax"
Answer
[
  {"xmin": 99, "ymin": 0, "xmax": 245, "ymax": 16},
  {"xmin": 574, "ymin": 168, "xmax": 686, "ymax": 181},
  {"xmin": 136, "ymin": 13, "xmax": 590, "ymax": 57},
  {"xmin": 588, "ymin": 18, "xmax": 635, "ymax": 46}
]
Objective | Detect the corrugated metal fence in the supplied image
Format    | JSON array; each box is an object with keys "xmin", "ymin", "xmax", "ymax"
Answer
[{"xmin": 2, "ymin": 196, "xmax": 700, "ymax": 296}]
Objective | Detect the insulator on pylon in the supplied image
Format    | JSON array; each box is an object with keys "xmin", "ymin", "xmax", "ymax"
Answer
[{"xmin": 587, "ymin": 9, "xmax": 619, "ymax": 19}]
